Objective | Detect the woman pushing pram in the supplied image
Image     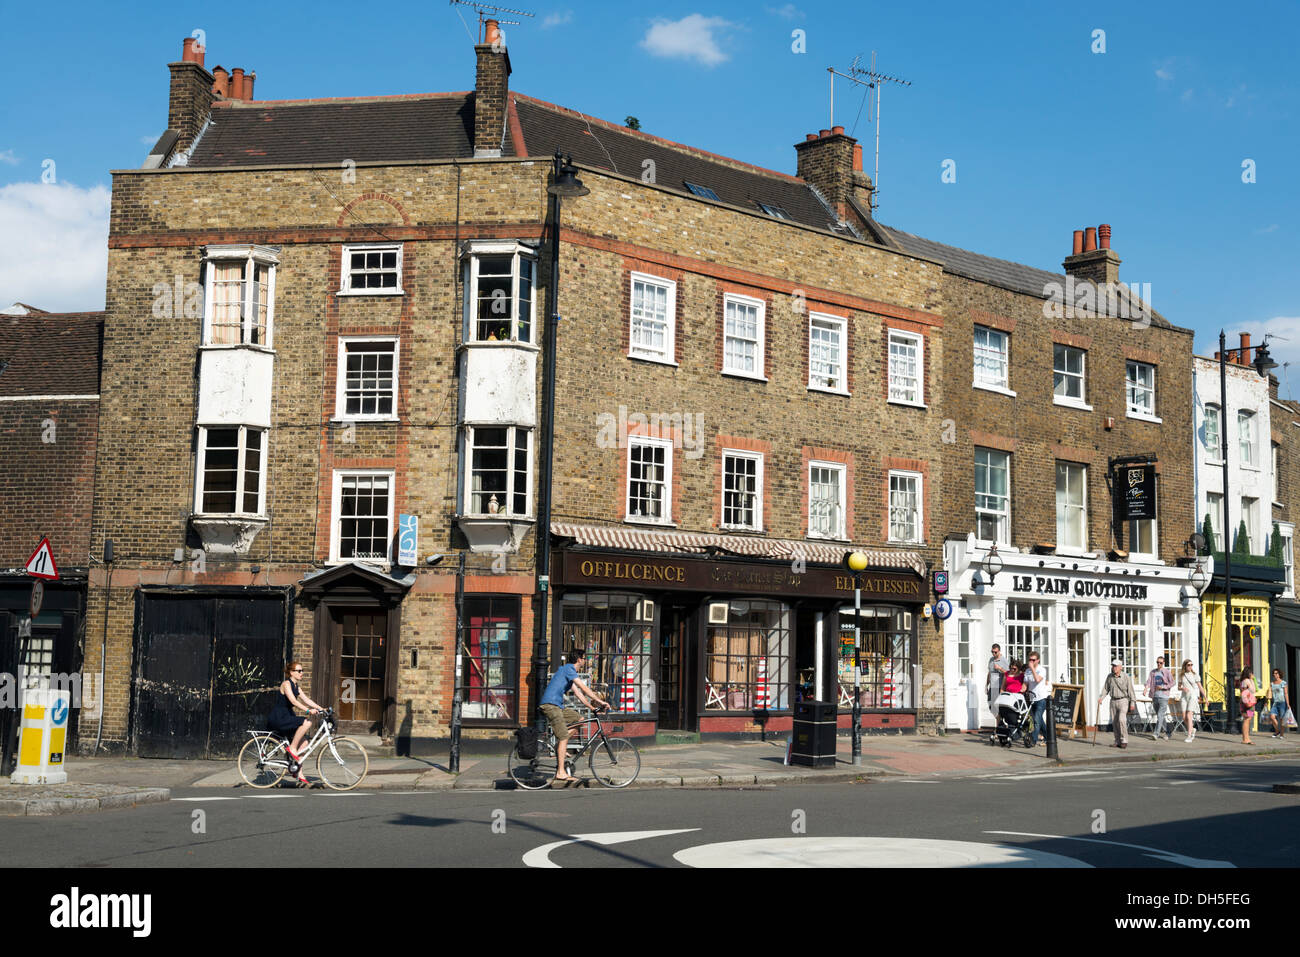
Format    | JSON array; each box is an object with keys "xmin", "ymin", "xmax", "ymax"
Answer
[{"xmin": 989, "ymin": 660, "xmax": 1034, "ymax": 748}]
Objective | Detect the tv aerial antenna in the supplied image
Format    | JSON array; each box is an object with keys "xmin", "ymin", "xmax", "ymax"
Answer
[
  {"xmin": 448, "ymin": 0, "xmax": 534, "ymax": 42},
  {"xmin": 827, "ymin": 52, "xmax": 911, "ymax": 212}
]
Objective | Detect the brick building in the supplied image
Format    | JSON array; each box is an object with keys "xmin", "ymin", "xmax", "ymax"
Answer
[
  {"xmin": 1269, "ymin": 382, "xmax": 1300, "ymax": 709},
  {"xmin": 918, "ymin": 226, "xmax": 1205, "ymax": 731},
  {"xmin": 85, "ymin": 26, "xmax": 1226, "ymax": 755},
  {"xmin": 0, "ymin": 302, "xmax": 104, "ymax": 754}
]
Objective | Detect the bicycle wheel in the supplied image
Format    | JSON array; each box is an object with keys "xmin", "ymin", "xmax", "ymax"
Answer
[
  {"xmin": 316, "ymin": 736, "xmax": 369, "ymax": 790},
  {"xmin": 588, "ymin": 736, "xmax": 640, "ymax": 788},
  {"xmin": 507, "ymin": 744, "xmax": 559, "ymax": 789},
  {"xmin": 238, "ymin": 734, "xmax": 288, "ymax": 788}
]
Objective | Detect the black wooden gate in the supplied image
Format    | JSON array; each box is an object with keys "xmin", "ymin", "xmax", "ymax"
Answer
[{"xmin": 133, "ymin": 590, "xmax": 290, "ymax": 758}]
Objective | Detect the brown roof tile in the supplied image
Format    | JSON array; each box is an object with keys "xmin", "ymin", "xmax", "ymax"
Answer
[{"xmin": 0, "ymin": 313, "xmax": 104, "ymax": 397}]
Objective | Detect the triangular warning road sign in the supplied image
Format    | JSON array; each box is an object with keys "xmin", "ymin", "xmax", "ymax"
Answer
[{"xmin": 25, "ymin": 538, "xmax": 58, "ymax": 580}]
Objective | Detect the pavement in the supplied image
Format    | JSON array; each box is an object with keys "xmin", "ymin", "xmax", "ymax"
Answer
[{"xmin": 4, "ymin": 724, "xmax": 1300, "ymax": 813}]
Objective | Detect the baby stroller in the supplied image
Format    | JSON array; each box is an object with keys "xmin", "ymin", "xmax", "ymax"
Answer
[{"xmin": 989, "ymin": 691, "xmax": 1034, "ymax": 747}]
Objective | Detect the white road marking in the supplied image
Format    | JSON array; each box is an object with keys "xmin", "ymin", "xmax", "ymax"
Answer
[
  {"xmin": 245, "ymin": 793, "xmax": 298, "ymax": 798},
  {"xmin": 172, "ymin": 797, "xmax": 240, "ymax": 801},
  {"xmin": 523, "ymin": 829, "xmax": 700, "ymax": 868},
  {"xmin": 985, "ymin": 830, "xmax": 1234, "ymax": 868},
  {"xmin": 997, "ymin": 770, "xmax": 1110, "ymax": 781},
  {"xmin": 674, "ymin": 837, "xmax": 1090, "ymax": 869}
]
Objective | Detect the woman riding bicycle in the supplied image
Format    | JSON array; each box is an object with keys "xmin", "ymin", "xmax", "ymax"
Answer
[{"xmin": 269, "ymin": 661, "xmax": 324, "ymax": 784}]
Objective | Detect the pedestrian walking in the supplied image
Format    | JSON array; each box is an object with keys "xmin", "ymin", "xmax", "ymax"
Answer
[
  {"xmin": 1100, "ymin": 659, "xmax": 1136, "ymax": 748},
  {"xmin": 1267, "ymin": 668, "xmax": 1289, "ymax": 739},
  {"xmin": 1024, "ymin": 652, "xmax": 1051, "ymax": 747},
  {"xmin": 987, "ymin": 643, "xmax": 1009, "ymax": 713},
  {"xmin": 1145, "ymin": 656, "xmax": 1174, "ymax": 740},
  {"xmin": 1239, "ymin": 669, "xmax": 1258, "ymax": 745},
  {"xmin": 1179, "ymin": 659, "xmax": 1205, "ymax": 742}
]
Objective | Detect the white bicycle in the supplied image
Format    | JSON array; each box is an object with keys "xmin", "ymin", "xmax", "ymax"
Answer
[{"xmin": 237, "ymin": 707, "xmax": 369, "ymax": 790}]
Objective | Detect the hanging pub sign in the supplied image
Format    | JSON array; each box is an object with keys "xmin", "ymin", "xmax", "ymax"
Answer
[{"xmin": 1116, "ymin": 464, "xmax": 1157, "ymax": 522}]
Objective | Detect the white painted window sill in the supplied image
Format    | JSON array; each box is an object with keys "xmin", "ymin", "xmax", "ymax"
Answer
[
  {"xmin": 1053, "ymin": 397, "xmax": 1092, "ymax": 411},
  {"xmin": 1241, "ymin": 464, "xmax": 1262, "ymax": 473},
  {"xmin": 624, "ymin": 517, "xmax": 678, "ymax": 528},
  {"xmin": 973, "ymin": 382, "xmax": 1016, "ymax": 398},
  {"xmin": 1127, "ymin": 411, "xmax": 1162, "ymax": 424},
  {"xmin": 722, "ymin": 369, "xmax": 769, "ymax": 383},
  {"xmin": 337, "ymin": 289, "xmax": 404, "ymax": 297},
  {"xmin": 888, "ymin": 398, "xmax": 928, "ymax": 410},
  {"xmin": 628, "ymin": 353, "xmax": 679, "ymax": 367},
  {"xmin": 331, "ymin": 416, "xmax": 399, "ymax": 424},
  {"xmin": 808, "ymin": 385, "xmax": 852, "ymax": 398}
]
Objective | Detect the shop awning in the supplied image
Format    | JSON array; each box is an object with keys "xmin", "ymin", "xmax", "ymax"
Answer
[{"xmin": 551, "ymin": 523, "xmax": 927, "ymax": 577}]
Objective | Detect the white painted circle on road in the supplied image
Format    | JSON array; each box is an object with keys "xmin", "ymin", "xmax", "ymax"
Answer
[{"xmin": 673, "ymin": 837, "xmax": 1090, "ymax": 868}]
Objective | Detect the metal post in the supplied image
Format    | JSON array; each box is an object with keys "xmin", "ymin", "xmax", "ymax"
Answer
[
  {"xmin": 449, "ymin": 552, "xmax": 466, "ymax": 772},
  {"xmin": 852, "ymin": 576, "xmax": 862, "ymax": 765},
  {"xmin": 533, "ymin": 153, "xmax": 564, "ymax": 728},
  {"xmin": 1045, "ymin": 694, "xmax": 1059, "ymax": 760}
]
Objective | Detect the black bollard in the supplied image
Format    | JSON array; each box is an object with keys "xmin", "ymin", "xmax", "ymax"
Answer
[{"xmin": 1046, "ymin": 700, "xmax": 1059, "ymax": 760}]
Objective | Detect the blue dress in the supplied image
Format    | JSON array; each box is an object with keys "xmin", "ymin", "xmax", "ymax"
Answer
[{"xmin": 268, "ymin": 680, "xmax": 304, "ymax": 737}]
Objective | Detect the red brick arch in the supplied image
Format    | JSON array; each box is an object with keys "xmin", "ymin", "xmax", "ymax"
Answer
[{"xmin": 336, "ymin": 192, "xmax": 412, "ymax": 228}]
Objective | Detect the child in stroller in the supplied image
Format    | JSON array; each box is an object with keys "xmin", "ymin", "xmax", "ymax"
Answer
[{"xmin": 989, "ymin": 660, "xmax": 1034, "ymax": 748}]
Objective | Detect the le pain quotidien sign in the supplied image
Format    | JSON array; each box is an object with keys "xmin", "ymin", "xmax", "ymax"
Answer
[{"xmin": 558, "ymin": 551, "xmax": 924, "ymax": 600}]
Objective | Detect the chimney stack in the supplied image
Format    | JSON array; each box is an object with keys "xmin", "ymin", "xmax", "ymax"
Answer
[
  {"xmin": 474, "ymin": 18, "xmax": 511, "ymax": 157},
  {"xmin": 1063, "ymin": 222, "xmax": 1121, "ymax": 287},
  {"xmin": 168, "ymin": 36, "xmax": 216, "ymax": 155},
  {"xmin": 795, "ymin": 126, "xmax": 866, "ymax": 225}
]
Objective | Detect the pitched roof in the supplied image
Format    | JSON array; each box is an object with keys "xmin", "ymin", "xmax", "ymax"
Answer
[
  {"xmin": 186, "ymin": 93, "xmax": 504, "ymax": 168},
  {"xmin": 0, "ymin": 312, "xmax": 104, "ymax": 397},
  {"xmin": 881, "ymin": 225, "xmax": 1174, "ymax": 329},
  {"xmin": 511, "ymin": 95, "xmax": 842, "ymax": 233}
]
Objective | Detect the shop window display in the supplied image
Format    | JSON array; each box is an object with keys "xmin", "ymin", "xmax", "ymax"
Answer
[
  {"xmin": 704, "ymin": 599, "xmax": 791, "ymax": 711},
  {"xmin": 837, "ymin": 605, "xmax": 914, "ymax": 709},
  {"xmin": 461, "ymin": 597, "xmax": 519, "ymax": 722},
  {"xmin": 559, "ymin": 592, "xmax": 654, "ymax": 713}
]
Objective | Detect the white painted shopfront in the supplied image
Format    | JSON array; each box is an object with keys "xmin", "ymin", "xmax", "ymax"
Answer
[{"xmin": 942, "ymin": 535, "xmax": 1213, "ymax": 730}]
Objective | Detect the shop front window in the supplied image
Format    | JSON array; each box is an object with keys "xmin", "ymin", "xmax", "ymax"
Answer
[
  {"xmin": 704, "ymin": 599, "xmax": 791, "ymax": 712},
  {"xmin": 559, "ymin": 592, "xmax": 654, "ymax": 714},
  {"xmin": 1006, "ymin": 600, "xmax": 1050, "ymax": 672},
  {"xmin": 838, "ymin": 605, "xmax": 914, "ymax": 710},
  {"xmin": 462, "ymin": 596, "xmax": 519, "ymax": 723}
]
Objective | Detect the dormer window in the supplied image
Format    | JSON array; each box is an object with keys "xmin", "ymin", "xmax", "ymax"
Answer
[
  {"xmin": 203, "ymin": 245, "xmax": 278, "ymax": 347},
  {"xmin": 756, "ymin": 202, "xmax": 789, "ymax": 219},
  {"xmin": 463, "ymin": 241, "xmax": 537, "ymax": 344}
]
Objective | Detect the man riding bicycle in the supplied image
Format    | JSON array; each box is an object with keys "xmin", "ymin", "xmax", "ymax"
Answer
[{"xmin": 540, "ymin": 648, "xmax": 610, "ymax": 782}]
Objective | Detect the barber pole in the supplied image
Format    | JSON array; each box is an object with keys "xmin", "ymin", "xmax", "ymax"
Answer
[
  {"xmin": 621, "ymin": 655, "xmax": 636, "ymax": 711},
  {"xmin": 756, "ymin": 658, "xmax": 769, "ymax": 708}
]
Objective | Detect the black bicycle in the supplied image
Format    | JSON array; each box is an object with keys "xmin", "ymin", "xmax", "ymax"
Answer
[{"xmin": 507, "ymin": 708, "xmax": 641, "ymax": 789}]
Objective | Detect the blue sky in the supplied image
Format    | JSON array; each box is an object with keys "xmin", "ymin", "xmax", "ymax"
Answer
[{"xmin": 2, "ymin": 0, "xmax": 1297, "ymax": 390}]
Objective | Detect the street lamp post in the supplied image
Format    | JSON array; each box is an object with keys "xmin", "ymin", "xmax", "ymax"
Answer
[
  {"xmin": 1217, "ymin": 331, "xmax": 1276, "ymax": 732},
  {"xmin": 844, "ymin": 551, "xmax": 868, "ymax": 765},
  {"xmin": 533, "ymin": 153, "xmax": 588, "ymax": 727}
]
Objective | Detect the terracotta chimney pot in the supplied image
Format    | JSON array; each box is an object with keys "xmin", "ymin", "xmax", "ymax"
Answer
[
  {"xmin": 1083, "ymin": 227, "xmax": 1097, "ymax": 252},
  {"xmin": 1098, "ymin": 223, "xmax": 1111, "ymax": 249},
  {"xmin": 806, "ymin": 133, "xmax": 818, "ymax": 141},
  {"xmin": 212, "ymin": 66, "xmax": 229, "ymax": 97},
  {"xmin": 230, "ymin": 67, "xmax": 245, "ymax": 100},
  {"xmin": 853, "ymin": 143, "xmax": 863, "ymax": 171},
  {"xmin": 484, "ymin": 18, "xmax": 502, "ymax": 46},
  {"xmin": 182, "ymin": 37, "xmax": 204, "ymax": 67},
  {"xmin": 244, "ymin": 71, "xmax": 255, "ymax": 100},
  {"xmin": 831, "ymin": 125, "xmax": 845, "ymax": 136},
  {"xmin": 1072, "ymin": 230, "xmax": 1084, "ymax": 255},
  {"xmin": 819, "ymin": 129, "xmax": 831, "ymax": 138}
]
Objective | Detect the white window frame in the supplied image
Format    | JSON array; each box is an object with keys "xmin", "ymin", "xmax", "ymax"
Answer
[
  {"xmin": 1126, "ymin": 361, "xmax": 1159, "ymax": 421},
  {"xmin": 330, "ymin": 469, "xmax": 395, "ymax": 565},
  {"xmin": 1109, "ymin": 606, "xmax": 1148, "ymax": 686},
  {"xmin": 808, "ymin": 313, "xmax": 849, "ymax": 395},
  {"xmin": 887, "ymin": 330, "xmax": 925, "ymax": 407},
  {"xmin": 628, "ymin": 272, "xmax": 677, "ymax": 365},
  {"xmin": 194, "ymin": 425, "xmax": 267, "ymax": 517},
  {"xmin": 807, "ymin": 460, "xmax": 847, "ymax": 540},
  {"xmin": 888, "ymin": 470, "xmax": 923, "ymax": 544},
  {"xmin": 339, "ymin": 242, "xmax": 403, "ymax": 295},
  {"xmin": 1127, "ymin": 517, "xmax": 1158, "ymax": 560},
  {"xmin": 1241, "ymin": 496, "xmax": 1260, "ymax": 551},
  {"xmin": 1273, "ymin": 442, "xmax": 1281, "ymax": 504},
  {"xmin": 626, "ymin": 437, "xmax": 673, "ymax": 525},
  {"xmin": 1281, "ymin": 523, "xmax": 1295, "ymax": 598},
  {"xmin": 463, "ymin": 241, "xmax": 538, "ymax": 345},
  {"xmin": 974, "ymin": 448, "xmax": 1010, "ymax": 545},
  {"xmin": 1206, "ymin": 491, "xmax": 1224, "ymax": 551},
  {"xmin": 1238, "ymin": 410, "xmax": 1258, "ymax": 468},
  {"xmin": 1204, "ymin": 403, "xmax": 1222, "ymax": 461},
  {"xmin": 335, "ymin": 337, "xmax": 399, "ymax": 421},
  {"xmin": 721, "ymin": 450, "xmax": 764, "ymax": 531},
  {"xmin": 973, "ymin": 325, "xmax": 1011, "ymax": 393},
  {"xmin": 463, "ymin": 425, "xmax": 533, "ymax": 518},
  {"xmin": 1053, "ymin": 344, "xmax": 1089, "ymax": 408},
  {"xmin": 1056, "ymin": 462, "xmax": 1088, "ymax": 553},
  {"xmin": 722, "ymin": 293, "xmax": 766, "ymax": 380},
  {"xmin": 202, "ymin": 244, "xmax": 278, "ymax": 348}
]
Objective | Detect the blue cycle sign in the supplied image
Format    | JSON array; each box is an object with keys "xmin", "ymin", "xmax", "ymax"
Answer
[{"xmin": 52, "ymin": 698, "xmax": 69, "ymax": 726}]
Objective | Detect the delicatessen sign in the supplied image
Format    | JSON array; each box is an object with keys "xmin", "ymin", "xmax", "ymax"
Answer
[{"xmin": 559, "ymin": 552, "xmax": 923, "ymax": 600}]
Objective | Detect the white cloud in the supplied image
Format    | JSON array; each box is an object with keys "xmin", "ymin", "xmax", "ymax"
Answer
[
  {"xmin": 542, "ymin": 10, "xmax": 573, "ymax": 28},
  {"xmin": 0, "ymin": 149, "xmax": 19, "ymax": 165},
  {"xmin": 1256, "ymin": 223, "xmax": 1280, "ymax": 234},
  {"xmin": 641, "ymin": 14, "xmax": 737, "ymax": 67},
  {"xmin": 1155, "ymin": 68, "xmax": 1172, "ymax": 80},
  {"xmin": 766, "ymin": 3, "xmax": 804, "ymax": 18},
  {"xmin": 0, "ymin": 180, "xmax": 110, "ymax": 312}
]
